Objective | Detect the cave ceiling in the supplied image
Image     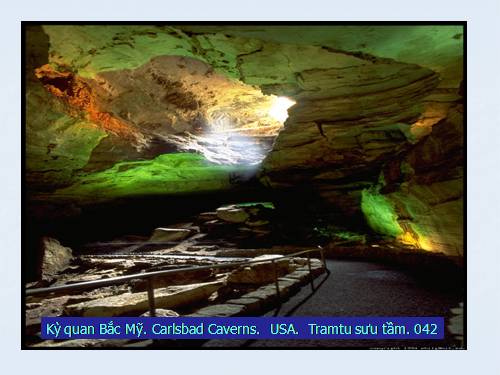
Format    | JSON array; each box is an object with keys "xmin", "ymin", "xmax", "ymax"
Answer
[{"xmin": 25, "ymin": 24, "xmax": 464, "ymax": 255}]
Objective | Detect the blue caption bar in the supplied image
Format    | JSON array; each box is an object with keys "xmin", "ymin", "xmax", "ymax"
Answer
[{"xmin": 41, "ymin": 317, "xmax": 444, "ymax": 340}]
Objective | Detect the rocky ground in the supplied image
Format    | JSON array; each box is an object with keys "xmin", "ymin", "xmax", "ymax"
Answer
[
  {"xmin": 25, "ymin": 200, "xmax": 464, "ymax": 349},
  {"xmin": 25, "ymin": 202, "xmax": 326, "ymax": 347},
  {"xmin": 23, "ymin": 25, "xmax": 464, "ymax": 349}
]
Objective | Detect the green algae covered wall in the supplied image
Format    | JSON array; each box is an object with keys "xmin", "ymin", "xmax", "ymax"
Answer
[
  {"xmin": 361, "ymin": 188, "xmax": 404, "ymax": 238},
  {"xmin": 25, "ymin": 25, "xmax": 463, "ymax": 259},
  {"xmin": 41, "ymin": 25, "xmax": 253, "ymax": 80},
  {"xmin": 53, "ymin": 153, "xmax": 255, "ymax": 203},
  {"xmin": 179, "ymin": 25, "xmax": 463, "ymax": 88}
]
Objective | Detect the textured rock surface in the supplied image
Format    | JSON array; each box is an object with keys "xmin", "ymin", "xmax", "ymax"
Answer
[
  {"xmin": 149, "ymin": 228, "xmax": 193, "ymax": 242},
  {"xmin": 65, "ymin": 281, "xmax": 223, "ymax": 316},
  {"xmin": 178, "ymin": 25, "xmax": 463, "ymax": 88},
  {"xmin": 216, "ymin": 206, "xmax": 250, "ymax": 223},
  {"xmin": 227, "ymin": 255, "xmax": 294, "ymax": 285},
  {"xmin": 188, "ymin": 303, "xmax": 247, "ymax": 317},
  {"xmin": 380, "ymin": 105, "xmax": 464, "ymax": 256},
  {"xmin": 40, "ymin": 237, "xmax": 73, "ymax": 278}
]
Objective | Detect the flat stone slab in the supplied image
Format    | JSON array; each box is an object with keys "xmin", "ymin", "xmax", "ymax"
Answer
[
  {"xmin": 197, "ymin": 212, "xmax": 218, "ymax": 221},
  {"xmin": 65, "ymin": 281, "xmax": 223, "ymax": 317},
  {"xmin": 278, "ymin": 277, "xmax": 301, "ymax": 290},
  {"xmin": 216, "ymin": 206, "xmax": 249, "ymax": 223},
  {"xmin": 242, "ymin": 286, "xmax": 278, "ymax": 302},
  {"xmin": 260, "ymin": 278, "xmax": 300, "ymax": 298},
  {"xmin": 150, "ymin": 228, "xmax": 192, "ymax": 242},
  {"xmin": 41, "ymin": 237, "xmax": 73, "ymax": 278},
  {"xmin": 227, "ymin": 254, "xmax": 293, "ymax": 285},
  {"xmin": 450, "ymin": 307, "xmax": 463, "ymax": 315},
  {"xmin": 187, "ymin": 303, "xmax": 246, "ymax": 317},
  {"xmin": 225, "ymin": 297, "xmax": 262, "ymax": 314},
  {"xmin": 182, "ymin": 257, "xmax": 326, "ymax": 319},
  {"xmin": 285, "ymin": 270, "xmax": 311, "ymax": 283}
]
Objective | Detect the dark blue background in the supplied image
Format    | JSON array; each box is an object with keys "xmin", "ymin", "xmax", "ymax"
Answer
[{"xmin": 41, "ymin": 317, "xmax": 444, "ymax": 340}]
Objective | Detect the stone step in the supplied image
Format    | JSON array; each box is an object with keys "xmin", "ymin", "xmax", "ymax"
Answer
[
  {"xmin": 186, "ymin": 262, "xmax": 326, "ymax": 318},
  {"xmin": 187, "ymin": 303, "xmax": 247, "ymax": 317}
]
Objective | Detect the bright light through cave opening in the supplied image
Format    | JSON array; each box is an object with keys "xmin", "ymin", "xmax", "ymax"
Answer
[
  {"xmin": 268, "ymin": 96, "xmax": 296, "ymax": 123},
  {"xmin": 170, "ymin": 96, "xmax": 296, "ymax": 166}
]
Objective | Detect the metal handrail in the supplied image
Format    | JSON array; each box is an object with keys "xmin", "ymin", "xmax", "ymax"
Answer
[{"xmin": 26, "ymin": 247, "xmax": 328, "ymax": 316}]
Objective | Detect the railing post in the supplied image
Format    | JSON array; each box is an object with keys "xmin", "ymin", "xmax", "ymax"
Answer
[
  {"xmin": 319, "ymin": 246, "xmax": 326, "ymax": 269},
  {"xmin": 147, "ymin": 278, "xmax": 156, "ymax": 317},
  {"xmin": 307, "ymin": 252, "xmax": 314, "ymax": 291},
  {"xmin": 272, "ymin": 259, "xmax": 281, "ymax": 304}
]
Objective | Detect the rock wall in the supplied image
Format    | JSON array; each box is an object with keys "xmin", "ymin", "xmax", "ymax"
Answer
[
  {"xmin": 259, "ymin": 70, "xmax": 462, "ymax": 256},
  {"xmin": 380, "ymin": 104, "xmax": 464, "ymax": 256},
  {"xmin": 25, "ymin": 25, "xmax": 464, "ymax": 255}
]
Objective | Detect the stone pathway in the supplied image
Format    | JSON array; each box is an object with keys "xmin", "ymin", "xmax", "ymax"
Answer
[{"xmin": 202, "ymin": 260, "xmax": 464, "ymax": 348}]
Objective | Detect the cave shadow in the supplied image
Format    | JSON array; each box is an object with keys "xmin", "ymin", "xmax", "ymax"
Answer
[{"xmin": 25, "ymin": 24, "xmax": 49, "ymax": 78}]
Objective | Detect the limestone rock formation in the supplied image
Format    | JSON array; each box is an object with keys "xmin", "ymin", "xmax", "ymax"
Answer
[
  {"xmin": 381, "ymin": 105, "xmax": 464, "ymax": 256},
  {"xmin": 40, "ymin": 237, "xmax": 73, "ymax": 278},
  {"xmin": 25, "ymin": 25, "xmax": 463, "ymax": 256}
]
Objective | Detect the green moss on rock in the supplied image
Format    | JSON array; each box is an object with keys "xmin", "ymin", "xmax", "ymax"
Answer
[
  {"xmin": 235, "ymin": 202, "xmax": 275, "ymax": 209},
  {"xmin": 26, "ymin": 82, "xmax": 108, "ymax": 187},
  {"xmin": 43, "ymin": 25, "xmax": 196, "ymax": 78},
  {"xmin": 313, "ymin": 224, "xmax": 366, "ymax": 243},
  {"xmin": 361, "ymin": 188, "xmax": 403, "ymax": 237},
  {"xmin": 53, "ymin": 153, "xmax": 255, "ymax": 202}
]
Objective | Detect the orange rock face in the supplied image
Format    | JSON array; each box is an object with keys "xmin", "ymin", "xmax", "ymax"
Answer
[{"xmin": 34, "ymin": 64, "xmax": 143, "ymax": 143}]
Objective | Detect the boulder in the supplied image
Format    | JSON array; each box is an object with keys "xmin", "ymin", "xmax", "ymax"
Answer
[
  {"xmin": 197, "ymin": 212, "xmax": 219, "ymax": 222},
  {"xmin": 64, "ymin": 281, "xmax": 224, "ymax": 317},
  {"xmin": 149, "ymin": 228, "xmax": 192, "ymax": 242},
  {"xmin": 40, "ymin": 237, "xmax": 73, "ymax": 278},
  {"xmin": 242, "ymin": 286, "xmax": 280, "ymax": 306},
  {"xmin": 285, "ymin": 270, "xmax": 311, "ymax": 283},
  {"xmin": 216, "ymin": 206, "xmax": 250, "ymax": 223}
]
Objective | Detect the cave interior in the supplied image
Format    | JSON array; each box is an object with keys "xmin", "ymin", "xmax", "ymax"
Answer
[{"xmin": 24, "ymin": 24, "xmax": 464, "ymax": 348}]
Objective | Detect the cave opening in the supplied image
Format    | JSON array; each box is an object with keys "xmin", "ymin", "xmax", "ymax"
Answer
[
  {"xmin": 168, "ymin": 94, "xmax": 295, "ymax": 166},
  {"xmin": 28, "ymin": 54, "xmax": 303, "ymax": 253}
]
